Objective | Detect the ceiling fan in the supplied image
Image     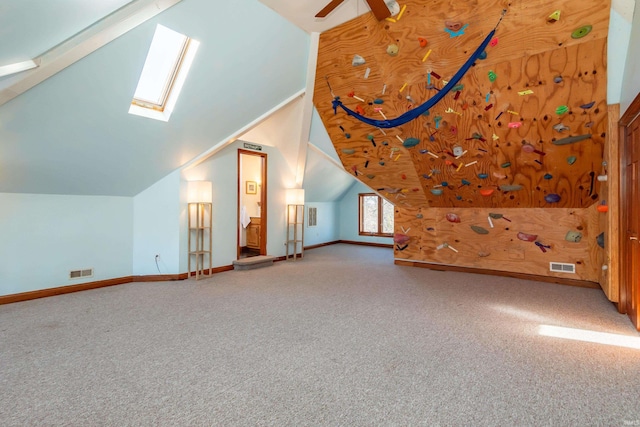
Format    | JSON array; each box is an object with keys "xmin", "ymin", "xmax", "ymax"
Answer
[{"xmin": 315, "ymin": 0, "xmax": 392, "ymax": 21}]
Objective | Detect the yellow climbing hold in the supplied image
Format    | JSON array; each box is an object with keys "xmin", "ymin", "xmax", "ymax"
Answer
[
  {"xmin": 548, "ymin": 10, "xmax": 561, "ymax": 22},
  {"xmin": 518, "ymin": 89, "xmax": 534, "ymax": 96}
]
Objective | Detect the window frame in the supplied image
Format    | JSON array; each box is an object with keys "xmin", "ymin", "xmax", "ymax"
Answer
[
  {"xmin": 358, "ymin": 193, "xmax": 394, "ymax": 237},
  {"xmin": 128, "ymin": 24, "xmax": 200, "ymax": 122}
]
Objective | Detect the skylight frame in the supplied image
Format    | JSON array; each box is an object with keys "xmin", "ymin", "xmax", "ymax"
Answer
[{"xmin": 129, "ymin": 24, "xmax": 199, "ymax": 122}]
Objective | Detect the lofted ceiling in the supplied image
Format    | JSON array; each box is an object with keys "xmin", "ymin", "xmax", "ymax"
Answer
[
  {"xmin": 0, "ymin": 0, "xmax": 635, "ymax": 199},
  {"xmin": 0, "ymin": 0, "xmax": 309, "ymax": 196},
  {"xmin": 0, "ymin": 0, "xmax": 134, "ymax": 67}
]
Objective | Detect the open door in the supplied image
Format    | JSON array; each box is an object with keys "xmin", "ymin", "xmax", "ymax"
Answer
[
  {"xmin": 238, "ymin": 149, "xmax": 267, "ymax": 259},
  {"xmin": 620, "ymin": 96, "xmax": 640, "ymax": 330}
]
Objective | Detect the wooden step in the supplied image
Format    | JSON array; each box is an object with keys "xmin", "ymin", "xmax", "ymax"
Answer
[{"xmin": 232, "ymin": 255, "xmax": 277, "ymax": 271}]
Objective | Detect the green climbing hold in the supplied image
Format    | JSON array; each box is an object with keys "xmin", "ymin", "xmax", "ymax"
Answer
[
  {"xmin": 488, "ymin": 71, "xmax": 497, "ymax": 82},
  {"xmin": 567, "ymin": 156, "xmax": 577, "ymax": 165},
  {"xmin": 403, "ymin": 137, "xmax": 420, "ymax": 148},
  {"xmin": 452, "ymin": 84, "xmax": 464, "ymax": 92},
  {"xmin": 571, "ymin": 25, "xmax": 592, "ymax": 39},
  {"xmin": 501, "ymin": 162, "xmax": 511, "ymax": 168},
  {"xmin": 471, "ymin": 225, "xmax": 490, "ymax": 235},
  {"xmin": 555, "ymin": 105, "xmax": 569, "ymax": 115},
  {"xmin": 499, "ymin": 184, "xmax": 523, "ymax": 191}
]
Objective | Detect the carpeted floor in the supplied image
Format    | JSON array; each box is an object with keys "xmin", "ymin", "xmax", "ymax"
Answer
[{"xmin": 1, "ymin": 244, "xmax": 639, "ymax": 426}]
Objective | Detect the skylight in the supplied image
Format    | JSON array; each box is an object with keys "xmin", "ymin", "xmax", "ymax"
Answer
[{"xmin": 129, "ymin": 24, "xmax": 199, "ymax": 122}]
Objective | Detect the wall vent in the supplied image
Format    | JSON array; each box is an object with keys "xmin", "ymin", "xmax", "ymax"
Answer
[
  {"xmin": 549, "ymin": 262, "xmax": 575, "ymax": 274},
  {"xmin": 308, "ymin": 207, "xmax": 317, "ymax": 227},
  {"xmin": 69, "ymin": 268, "xmax": 94, "ymax": 279}
]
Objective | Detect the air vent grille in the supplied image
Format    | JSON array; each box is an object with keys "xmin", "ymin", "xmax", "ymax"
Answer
[
  {"xmin": 308, "ymin": 207, "xmax": 317, "ymax": 227},
  {"xmin": 549, "ymin": 262, "xmax": 576, "ymax": 274},
  {"xmin": 69, "ymin": 268, "xmax": 94, "ymax": 279}
]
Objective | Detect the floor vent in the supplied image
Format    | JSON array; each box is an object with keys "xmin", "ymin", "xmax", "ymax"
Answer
[
  {"xmin": 69, "ymin": 268, "xmax": 94, "ymax": 279},
  {"xmin": 549, "ymin": 262, "xmax": 576, "ymax": 274}
]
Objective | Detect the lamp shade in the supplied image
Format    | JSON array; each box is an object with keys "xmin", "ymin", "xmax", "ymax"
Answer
[
  {"xmin": 286, "ymin": 188, "xmax": 305, "ymax": 205},
  {"xmin": 187, "ymin": 180, "xmax": 212, "ymax": 203}
]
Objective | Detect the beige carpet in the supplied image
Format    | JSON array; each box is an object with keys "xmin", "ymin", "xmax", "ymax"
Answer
[{"xmin": 1, "ymin": 244, "xmax": 639, "ymax": 426}]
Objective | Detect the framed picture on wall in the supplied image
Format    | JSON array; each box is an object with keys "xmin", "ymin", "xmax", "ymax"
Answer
[{"xmin": 246, "ymin": 181, "xmax": 257, "ymax": 194}]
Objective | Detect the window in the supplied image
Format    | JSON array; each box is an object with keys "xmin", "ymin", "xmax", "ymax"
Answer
[
  {"xmin": 308, "ymin": 207, "xmax": 317, "ymax": 227},
  {"xmin": 359, "ymin": 193, "xmax": 394, "ymax": 236},
  {"xmin": 129, "ymin": 24, "xmax": 200, "ymax": 122}
]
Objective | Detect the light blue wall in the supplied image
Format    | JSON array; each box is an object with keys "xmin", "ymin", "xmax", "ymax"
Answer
[
  {"xmin": 304, "ymin": 202, "xmax": 339, "ymax": 246},
  {"xmin": 338, "ymin": 181, "xmax": 393, "ymax": 245},
  {"xmin": 0, "ymin": 193, "xmax": 133, "ymax": 296},
  {"xmin": 183, "ymin": 140, "xmax": 297, "ymax": 267},
  {"xmin": 133, "ymin": 170, "xmax": 181, "ymax": 276}
]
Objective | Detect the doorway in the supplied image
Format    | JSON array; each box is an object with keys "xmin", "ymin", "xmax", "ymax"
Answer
[
  {"xmin": 238, "ymin": 149, "xmax": 267, "ymax": 259},
  {"xmin": 620, "ymin": 96, "xmax": 640, "ymax": 330}
]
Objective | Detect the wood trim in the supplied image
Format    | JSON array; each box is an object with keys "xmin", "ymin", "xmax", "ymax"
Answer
[
  {"xmin": 0, "ymin": 276, "xmax": 134, "ymax": 305},
  {"xmin": 189, "ymin": 265, "xmax": 234, "ymax": 276},
  {"xmin": 605, "ymin": 104, "xmax": 620, "ymax": 302},
  {"xmin": 339, "ymin": 239, "xmax": 393, "ymax": 248},
  {"xmin": 134, "ymin": 274, "xmax": 188, "ymax": 282},
  {"xmin": 620, "ymin": 92, "xmax": 640, "ymax": 126},
  {"xmin": 394, "ymin": 260, "xmax": 601, "ymax": 289},
  {"xmin": 304, "ymin": 241, "xmax": 341, "ymax": 250},
  {"xmin": 0, "ymin": 266, "xmax": 235, "ymax": 305}
]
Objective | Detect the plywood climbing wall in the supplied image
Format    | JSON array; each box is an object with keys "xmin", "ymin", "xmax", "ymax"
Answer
[
  {"xmin": 314, "ymin": 0, "xmax": 610, "ymax": 209},
  {"xmin": 313, "ymin": 0, "xmax": 613, "ymax": 286}
]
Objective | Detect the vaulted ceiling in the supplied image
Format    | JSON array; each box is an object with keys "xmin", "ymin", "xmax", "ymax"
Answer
[{"xmin": 0, "ymin": 0, "xmax": 635, "ymax": 199}]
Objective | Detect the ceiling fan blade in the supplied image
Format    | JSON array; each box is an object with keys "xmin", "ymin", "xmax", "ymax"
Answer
[
  {"xmin": 315, "ymin": 0, "xmax": 346, "ymax": 18},
  {"xmin": 366, "ymin": 0, "xmax": 391, "ymax": 20}
]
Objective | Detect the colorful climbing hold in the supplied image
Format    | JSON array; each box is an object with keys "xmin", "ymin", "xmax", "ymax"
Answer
[
  {"xmin": 489, "ymin": 37, "xmax": 498, "ymax": 47},
  {"xmin": 478, "ymin": 51, "xmax": 487, "ymax": 60},
  {"xmin": 418, "ymin": 37, "xmax": 428, "ymax": 47},
  {"xmin": 543, "ymin": 173, "xmax": 553, "ymax": 180},
  {"xmin": 547, "ymin": 10, "xmax": 561, "ymax": 23},
  {"xmin": 480, "ymin": 189, "xmax": 494, "ymax": 196},
  {"xmin": 553, "ymin": 134, "xmax": 592, "ymax": 145},
  {"xmin": 394, "ymin": 233, "xmax": 410, "ymax": 244},
  {"xmin": 499, "ymin": 184, "xmax": 523, "ymax": 191},
  {"xmin": 471, "ymin": 225, "xmax": 489, "ymax": 235},
  {"xmin": 478, "ymin": 173, "xmax": 489, "ymax": 179},
  {"xmin": 342, "ymin": 149, "xmax": 355, "ymax": 154},
  {"xmin": 386, "ymin": 44, "xmax": 399, "ymax": 56},
  {"xmin": 488, "ymin": 71, "xmax": 497, "ymax": 82},
  {"xmin": 580, "ymin": 101, "xmax": 595, "ymax": 109},
  {"xmin": 431, "ymin": 189, "xmax": 444, "ymax": 195},
  {"xmin": 508, "ymin": 122, "xmax": 522, "ymax": 128},
  {"xmin": 403, "ymin": 137, "xmax": 420, "ymax": 148},
  {"xmin": 571, "ymin": 25, "xmax": 592, "ymax": 39},
  {"xmin": 565, "ymin": 230, "xmax": 583, "ymax": 243},
  {"xmin": 352, "ymin": 55, "xmax": 365, "ymax": 66},
  {"xmin": 501, "ymin": 162, "xmax": 511, "ymax": 168},
  {"xmin": 555, "ymin": 105, "xmax": 569, "ymax": 115},
  {"xmin": 567, "ymin": 156, "xmax": 577, "ymax": 165},
  {"xmin": 544, "ymin": 193, "xmax": 561, "ymax": 203},
  {"xmin": 553, "ymin": 123, "xmax": 569, "ymax": 132},
  {"xmin": 554, "ymin": 76, "xmax": 563, "ymax": 83},
  {"xmin": 596, "ymin": 232, "xmax": 605, "ymax": 248},
  {"xmin": 373, "ymin": 98, "xmax": 384, "ymax": 104},
  {"xmin": 446, "ymin": 213, "xmax": 461, "ymax": 223},
  {"xmin": 517, "ymin": 232, "xmax": 538, "ymax": 242}
]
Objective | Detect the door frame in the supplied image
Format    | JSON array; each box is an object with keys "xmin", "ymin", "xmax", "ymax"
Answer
[
  {"xmin": 237, "ymin": 149, "xmax": 268, "ymax": 259},
  {"xmin": 619, "ymin": 93, "xmax": 640, "ymax": 329}
]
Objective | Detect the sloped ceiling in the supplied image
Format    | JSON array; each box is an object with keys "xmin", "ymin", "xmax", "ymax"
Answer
[
  {"xmin": 0, "ymin": 0, "xmax": 634, "ymax": 200},
  {"xmin": 0, "ymin": 0, "xmax": 309, "ymax": 196},
  {"xmin": 0, "ymin": 0, "xmax": 134, "ymax": 66}
]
